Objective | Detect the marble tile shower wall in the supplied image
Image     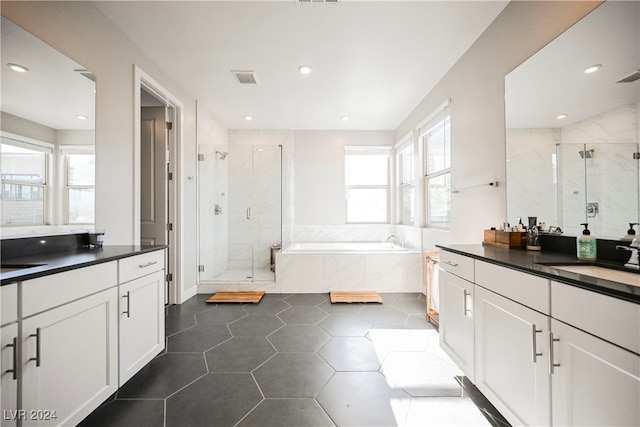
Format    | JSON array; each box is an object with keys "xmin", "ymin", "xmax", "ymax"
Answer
[{"xmin": 507, "ymin": 103, "xmax": 638, "ymax": 237}]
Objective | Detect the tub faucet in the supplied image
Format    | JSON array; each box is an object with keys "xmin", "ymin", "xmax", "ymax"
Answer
[
  {"xmin": 616, "ymin": 238, "xmax": 639, "ymax": 270},
  {"xmin": 385, "ymin": 235, "xmax": 403, "ymax": 247}
]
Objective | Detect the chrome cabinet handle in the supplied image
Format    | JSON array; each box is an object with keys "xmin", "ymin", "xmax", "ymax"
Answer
[
  {"xmin": 6, "ymin": 337, "xmax": 17, "ymax": 379},
  {"xmin": 531, "ymin": 324, "xmax": 543, "ymax": 363},
  {"xmin": 443, "ymin": 260, "xmax": 459, "ymax": 267},
  {"xmin": 246, "ymin": 207, "xmax": 251, "ymax": 220},
  {"xmin": 29, "ymin": 328, "xmax": 41, "ymax": 367},
  {"xmin": 138, "ymin": 261, "xmax": 158, "ymax": 268},
  {"xmin": 463, "ymin": 289, "xmax": 472, "ymax": 316},
  {"xmin": 549, "ymin": 332, "xmax": 560, "ymax": 373},
  {"xmin": 123, "ymin": 291, "xmax": 131, "ymax": 318}
]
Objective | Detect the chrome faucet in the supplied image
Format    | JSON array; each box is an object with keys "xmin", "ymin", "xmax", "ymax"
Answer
[
  {"xmin": 385, "ymin": 235, "xmax": 403, "ymax": 247},
  {"xmin": 616, "ymin": 238, "xmax": 640, "ymax": 270}
]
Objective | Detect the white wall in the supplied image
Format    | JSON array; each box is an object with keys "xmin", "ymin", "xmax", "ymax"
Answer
[
  {"xmin": 2, "ymin": 1, "xmax": 200, "ymax": 302},
  {"xmin": 395, "ymin": 0, "xmax": 602, "ymax": 248},
  {"xmin": 293, "ymin": 130, "xmax": 395, "ymax": 225}
]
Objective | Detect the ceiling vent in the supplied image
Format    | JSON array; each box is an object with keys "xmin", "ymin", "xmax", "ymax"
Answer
[
  {"xmin": 231, "ymin": 70, "xmax": 257, "ymax": 85},
  {"xmin": 616, "ymin": 70, "xmax": 640, "ymax": 83},
  {"xmin": 75, "ymin": 68, "xmax": 96, "ymax": 82}
]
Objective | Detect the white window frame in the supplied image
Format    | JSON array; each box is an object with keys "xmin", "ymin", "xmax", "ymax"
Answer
[
  {"xmin": 344, "ymin": 146, "xmax": 391, "ymax": 224},
  {"xmin": 0, "ymin": 134, "xmax": 53, "ymax": 226},
  {"xmin": 395, "ymin": 132, "xmax": 415, "ymax": 226},
  {"xmin": 62, "ymin": 146, "xmax": 95, "ymax": 225},
  {"xmin": 419, "ymin": 100, "xmax": 451, "ymax": 229}
]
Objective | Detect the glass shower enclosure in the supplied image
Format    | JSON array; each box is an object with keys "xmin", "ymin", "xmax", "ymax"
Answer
[{"xmin": 198, "ymin": 144, "xmax": 282, "ymax": 283}]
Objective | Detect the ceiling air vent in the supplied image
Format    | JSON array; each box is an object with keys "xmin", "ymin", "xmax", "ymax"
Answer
[
  {"xmin": 231, "ymin": 70, "xmax": 257, "ymax": 85},
  {"xmin": 616, "ymin": 70, "xmax": 640, "ymax": 83}
]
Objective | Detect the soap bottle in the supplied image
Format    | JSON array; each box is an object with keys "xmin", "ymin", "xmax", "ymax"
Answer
[
  {"xmin": 576, "ymin": 223, "xmax": 597, "ymax": 261},
  {"xmin": 622, "ymin": 223, "xmax": 639, "ymax": 241}
]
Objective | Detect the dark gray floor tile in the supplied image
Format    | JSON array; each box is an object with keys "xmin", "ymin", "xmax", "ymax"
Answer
[
  {"xmin": 317, "ymin": 300, "xmax": 365, "ymax": 315},
  {"xmin": 278, "ymin": 305, "xmax": 328, "ymax": 324},
  {"xmin": 79, "ymin": 399, "xmax": 164, "ymax": 427},
  {"xmin": 317, "ymin": 371, "xmax": 412, "ymax": 426},
  {"xmin": 228, "ymin": 314, "xmax": 284, "ymax": 337},
  {"xmin": 166, "ymin": 373, "xmax": 262, "ymax": 427},
  {"xmin": 406, "ymin": 314, "xmax": 438, "ymax": 330},
  {"xmin": 237, "ymin": 398, "xmax": 336, "ymax": 427},
  {"xmin": 318, "ymin": 314, "xmax": 373, "ymax": 336},
  {"xmin": 205, "ymin": 337, "xmax": 276, "ymax": 372},
  {"xmin": 358, "ymin": 304, "xmax": 409, "ymax": 325},
  {"xmin": 268, "ymin": 324, "xmax": 330, "ymax": 352},
  {"xmin": 318, "ymin": 336, "xmax": 382, "ymax": 371},
  {"xmin": 392, "ymin": 297, "xmax": 428, "ymax": 314},
  {"xmin": 285, "ymin": 293, "xmax": 328, "ymax": 306},
  {"xmin": 165, "ymin": 314, "xmax": 196, "ymax": 336},
  {"xmin": 166, "ymin": 323, "xmax": 231, "ymax": 352},
  {"xmin": 118, "ymin": 352, "xmax": 207, "ymax": 398},
  {"xmin": 243, "ymin": 298, "xmax": 290, "ymax": 315},
  {"xmin": 380, "ymin": 352, "xmax": 462, "ymax": 397},
  {"xmin": 253, "ymin": 352, "xmax": 334, "ymax": 398},
  {"xmin": 164, "ymin": 294, "xmax": 210, "ymax": 317},
  {"xmin": 195, "ymin": 303, "xmax": 247, "ymax": 325}
]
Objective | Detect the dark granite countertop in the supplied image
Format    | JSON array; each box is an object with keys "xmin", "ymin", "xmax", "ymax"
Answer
[
  {"xmin": 1, "ymin": 245, "xmax": 166, "ymax": 286},
  {"xmin": 436, "ymin": 244, "xmax": 639, "ymax": 304}
]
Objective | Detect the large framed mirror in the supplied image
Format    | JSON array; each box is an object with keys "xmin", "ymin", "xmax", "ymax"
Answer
[
  {"xmin": 505, "ymin": 1, "xmax": 639, "ymax": 240},
  {"xmin": 1, "ymin": 16, "xmax": 96, "ymax": 236}
]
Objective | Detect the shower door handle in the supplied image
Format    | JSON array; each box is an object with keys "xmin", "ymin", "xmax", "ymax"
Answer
[{"xmin": 246, "ymin": 207, "xmax": 251, "ymax": 220}]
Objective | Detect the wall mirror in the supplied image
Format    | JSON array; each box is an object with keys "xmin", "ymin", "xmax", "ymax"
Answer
[
  {"xmin": 1, "ymin": 16, "xmax": 96, "ymax": 236},
  {"xmin": 505, "ymin": 1, "xmax": 639, "ymax": 240}
]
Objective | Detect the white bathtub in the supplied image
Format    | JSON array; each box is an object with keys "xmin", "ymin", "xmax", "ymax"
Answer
[
  {"xmin": 276, "ymin": 242, "xmax": 422, "ymax": 293},
  {"xmin": 284, "ymin": 242, "xmax": 408, "ymax": 253}
]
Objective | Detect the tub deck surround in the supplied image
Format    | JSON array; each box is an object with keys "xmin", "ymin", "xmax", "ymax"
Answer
[
  {"xmin": 285, "ymin": 242, "xmax": 410, "ymax": 253},
  {"xmin": 436, "ymin": 244, "xmax": 639, "ymax": 303},
  {"xmin": 1, "ymin": 242, "xmax": 167, "ymax": 285}
]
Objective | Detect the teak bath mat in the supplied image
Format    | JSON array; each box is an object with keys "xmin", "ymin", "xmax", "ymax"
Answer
[
  {"xmin": 330, "ymin": 291, "xmax": 383, "ymax": 304},
  {"xmin": 206, "ymin": 291, "xmax": 265, "ymax": 304}
]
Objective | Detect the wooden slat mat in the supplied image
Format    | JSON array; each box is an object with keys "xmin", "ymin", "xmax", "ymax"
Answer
[
  {"xmin": 206, "ymin": 291, "xmax": 265, "ymax": 304},
  {"xmin": 330, "ymin": 291, "xmax": 383, "ymax": 304}
]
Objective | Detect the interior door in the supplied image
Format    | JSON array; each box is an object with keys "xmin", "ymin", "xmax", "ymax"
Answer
[{"xmin": 140, "ymin": 106, "xmax": 168, "ymax": 246}]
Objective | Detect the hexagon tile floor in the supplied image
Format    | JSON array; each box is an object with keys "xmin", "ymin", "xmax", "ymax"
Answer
[{"xmin": 80, "ymin": 293, "xmax": 511, "ymax": 427}]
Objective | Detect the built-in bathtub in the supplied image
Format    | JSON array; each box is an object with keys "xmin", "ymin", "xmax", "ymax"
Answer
[{"xmin": 276, "ymin": 242, "xmax": 423, "ymax": 293}]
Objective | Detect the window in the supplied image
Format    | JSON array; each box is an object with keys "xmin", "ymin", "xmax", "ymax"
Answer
[
  {"xmin": 345, "ymin": 146, "xmax": 390, "ymax": 223},
  {"xmin": 0, "ymin": 138, "xmax": 51, "ymax": 226},
  {"xmin": 396, "ymin": 134, "xmax": 415, "ymax": 225},
  {"xmin": 64, "ymin": 150, "xmax": 95, "ymax": 224},
  {"xmin": 420, "ymin": 102, "xmax": 451, "ymax": 228}
]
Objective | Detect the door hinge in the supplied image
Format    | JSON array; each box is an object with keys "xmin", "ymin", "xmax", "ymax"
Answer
[
  {"xmin": 166, "ymin": 223, "xmax": 173, "ymax": 231},
  {"xmin": 166, "ymin": 273, "xmax": 173, "ymax": 282},
  {"xmin": 166, "ymin": 121, "xmax": 173, "ymax": 130},
  {"xmin": 633, "ymin": 152, "xmax": 640, "ymax": 160},
  {"xmin": 198, "ymin": 265, "xmax": 205, "ymax": 272},
  {"xmin": 197, "ymin": 153, "xmax": 205, "ymax": 161}
]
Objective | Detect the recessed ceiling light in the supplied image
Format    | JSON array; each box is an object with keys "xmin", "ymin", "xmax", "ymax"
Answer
[
  {"xmin": 244, "ymin": 115, "xmax": 253, "ymax": 121},
  {"xmin": 556, "ymin": 114, "xmax": 568, "ymax": 120},
  {"xmin": 584, "ymin": 64, "xmax": 602, "ymax": 74},
  {"xmin": 76, "ymin": 115, "xmax": 88, "ymax": 120},
  {"xmin": 7, "ymin": 63, "xmax": 29, "ymax": 73},
  {"xmin": 298, "ymin": 65, "xmax": 312, "ymax": 75},
  {"xmin": 341, "ymin": 115, "xmax": 349, "ymax": 121}
]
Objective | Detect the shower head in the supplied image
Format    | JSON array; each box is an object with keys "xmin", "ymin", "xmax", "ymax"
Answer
[
  {"xmin": 216, "ymin": 150, "xmax": 228, "ymax": 160},
  {"xmin": 578, "ymin": 149, "xmax": 594, "ymax": 159}
]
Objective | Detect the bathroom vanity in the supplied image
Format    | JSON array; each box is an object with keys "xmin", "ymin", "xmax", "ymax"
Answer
[
  {"xmin": 437, "ymin": 244, "xmax": 639, "ymax": 427},
  {"xmin": 0, "ymin": 234, "xmax": 166, "ymax": 427}
]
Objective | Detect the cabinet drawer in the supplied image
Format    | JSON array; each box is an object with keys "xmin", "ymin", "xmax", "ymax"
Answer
[
  {"xmin": 439, "ymin": 250, "xmax": 474, "ymax": 282},
  {"xmin": 22, "ymin": 262, "xmax": 117, "ymax": 318},
  {"xmin": 119, "ymin": 250, "xmax": 164, "ymax": 284},
  {"xmin": 475, "ymin": 260, "xmax": 550, "ymax": 315},
  {"xmin": 1, "ymin": 283, "xmax": 18, "ymax": 325},
  {"xmin": 552, "ymin": 281, "xmax": 639, "ymax": 354}
]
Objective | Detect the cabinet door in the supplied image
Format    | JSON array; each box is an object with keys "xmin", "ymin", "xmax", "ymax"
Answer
[
  {"xmin": 475, "ymin": 285, "xmax": 551, "ymax": 426},
  {"xmin": 21, "ymin": 288, "xmax": 118, "ymax": 427},
  {"xmin": 439, "ymin": 269, "xmax": 475, "ymax": 382},
  {"xmin": 1, "ymin": 323, "xmax": 18, "ymax": 427},
  {"xmin": 119, "ymin": 270, "xmax": 165, "ymax": 385},
  {"xmin": 551, "ymin": 319, "xmax": 640, "ymax": 426}
]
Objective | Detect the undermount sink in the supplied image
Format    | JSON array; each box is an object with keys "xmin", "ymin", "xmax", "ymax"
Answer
[
  {"xmin": 546, "ymin": 264, "xmax": 640, "ymax": 288},
  {"xmin": 1, "ymin": 264, "xmax": 46, "ymax": 274}
]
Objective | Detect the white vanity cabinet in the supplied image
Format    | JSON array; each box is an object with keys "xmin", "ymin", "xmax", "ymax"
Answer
[
  {"xmin": 438, "ymin": 251, "xmax": 475, "ymax": 381},
  {"xmin": 118, "ymin": 250, "xmax": 165, "ymax": 386},
  {"xmin": 19, "ymin": 262, "xmax": 118, "ymax": 427},
  {"xmin": 1, "ymin": 284, "xmax": 19, "ymax": 427}
]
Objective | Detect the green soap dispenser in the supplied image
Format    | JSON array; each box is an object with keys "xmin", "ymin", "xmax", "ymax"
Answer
[{"xmin": 577, "ymin": 223, "xmax": 597, "ymax": 261}]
